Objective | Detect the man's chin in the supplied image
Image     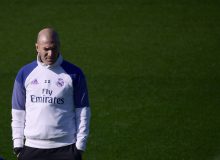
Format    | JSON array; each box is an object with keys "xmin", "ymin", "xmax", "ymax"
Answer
[{"xmin": 45, "ymin": 61, "xmax": 55, "ymax": 65}]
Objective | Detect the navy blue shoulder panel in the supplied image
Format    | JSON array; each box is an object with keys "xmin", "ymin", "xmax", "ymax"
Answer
[
  {"xmin": 61, "ymin": 60, "xmax": 83, "ymax": 76},
  {"xmin": 61, "ymin": 60, "xmax": 89, "ymax": 108},
  {"xmin": 16, "ymin": 61, "xmax": 38, "ymax": 85},
  {"xmin": 12, "ymin": 61, "xmax": 38, "ymax": 110}
]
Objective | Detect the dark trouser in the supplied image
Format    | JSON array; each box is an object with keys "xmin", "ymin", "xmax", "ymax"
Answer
[{"xmin": 18, "ymin": 144, "xmax": 82, "ymax": 160}]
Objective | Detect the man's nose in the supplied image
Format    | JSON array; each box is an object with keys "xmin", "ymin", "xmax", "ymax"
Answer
[{"xmin": 48, "ymin": 50, "xmax": 54, "ymax": 57}]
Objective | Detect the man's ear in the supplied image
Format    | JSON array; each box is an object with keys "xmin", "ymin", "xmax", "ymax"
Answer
[{"xmin": 35, "ymin": 43, "xmax": 39, "ymax": 52}]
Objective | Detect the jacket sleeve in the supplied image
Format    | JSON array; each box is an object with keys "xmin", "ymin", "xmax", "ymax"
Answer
[
  {"xmin": 74, "ymin": 73, "xmax": 91, "ymax": 151},
  {"xmin": 11, "ymin": 71, "xmax": 26, "ymax": 148}
]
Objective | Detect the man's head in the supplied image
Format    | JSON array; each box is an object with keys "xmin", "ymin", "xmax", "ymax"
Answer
[{"xmin": 36, "ymin": 28, "xmax": 60, "ymax": 65}]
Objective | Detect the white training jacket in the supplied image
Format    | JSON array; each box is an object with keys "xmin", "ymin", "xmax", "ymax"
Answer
[{"xmin": 11, "ymin": 55, "xmax": 91, "ymax": 151}]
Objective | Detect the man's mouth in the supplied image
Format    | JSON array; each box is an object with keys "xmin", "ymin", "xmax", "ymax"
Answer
[{"xmin": 47, "ymin": 58, "xmax": 54, "ymax": 61}]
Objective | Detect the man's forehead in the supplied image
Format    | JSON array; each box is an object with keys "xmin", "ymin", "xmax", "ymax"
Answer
[
  {"xmin": 38, "ymin": 42, "xmax": 57, "ymax": 48},
  {"xmin": 37, "ymin": 36, "xmax": 58, "ymax": 46},
  {"xmin": 38, "ymin": 40, "xmax": 56, "ymax": 45},
  {"xmin": 38, "ymin": 34, "xmax": 55, "ymax": 42}
]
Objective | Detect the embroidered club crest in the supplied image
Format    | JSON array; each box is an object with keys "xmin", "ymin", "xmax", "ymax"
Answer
[{"xmin": 56, "ymin": 78, "xmax": 64, "ymax": 87}]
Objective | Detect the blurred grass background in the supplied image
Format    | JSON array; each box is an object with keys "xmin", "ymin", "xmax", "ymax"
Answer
[{"xmin": 0, "ymin": 0, "xmax": 220, "ymax": 159}]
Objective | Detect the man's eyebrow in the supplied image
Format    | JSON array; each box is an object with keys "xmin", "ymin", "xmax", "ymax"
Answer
[{"xmin": 43, "ymin": 45, "xmax": 57, "ymax": 50}]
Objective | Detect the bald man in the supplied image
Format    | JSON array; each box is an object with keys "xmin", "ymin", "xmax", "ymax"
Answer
[{"xmin": 12, "ymin": 28, "xmax": 91, "ymax": 160}]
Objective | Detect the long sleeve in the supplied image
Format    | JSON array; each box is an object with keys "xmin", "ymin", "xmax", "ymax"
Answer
[
  {"xmin": 74, "ymin": 73, "xmax": 91, "ymax": 151},
  {"xmin": 11, "ymin": 110, "xmax": 25, "ymax": 147},
  {"xmin": 75, "ymin": 107, "xmax": 91, "ymax": 151},
  {"xmin": 11, "ymin": 77, "xmax": 26, "ymax": 148}
]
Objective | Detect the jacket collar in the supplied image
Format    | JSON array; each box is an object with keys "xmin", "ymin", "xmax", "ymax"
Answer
[{"xmin": 37, "ymin": 53, "xmax": 63, "ymax": 69}]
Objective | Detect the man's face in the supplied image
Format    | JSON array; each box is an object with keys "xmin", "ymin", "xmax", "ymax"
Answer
[{"xmin": 36, "ymin": 40, "xmax": 59, "ymax": 65}]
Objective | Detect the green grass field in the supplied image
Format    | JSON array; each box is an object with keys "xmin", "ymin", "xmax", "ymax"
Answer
[{"xmin": 0, "ymin": 0, "xmax": 220, "ymax": 159}]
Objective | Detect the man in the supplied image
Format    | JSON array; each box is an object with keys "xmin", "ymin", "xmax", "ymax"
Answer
[{"xmin": 11, "ymin": 28, "xmax": 91, "ymax": 160}]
